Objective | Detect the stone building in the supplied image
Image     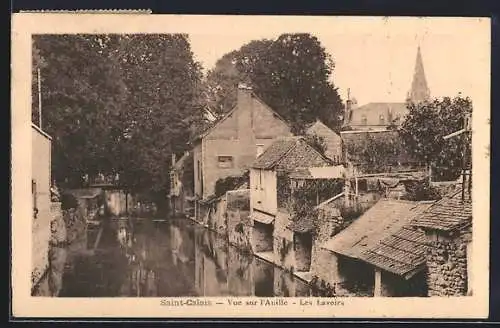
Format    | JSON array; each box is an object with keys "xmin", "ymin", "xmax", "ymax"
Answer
[
  {"xmin": 320, "ymin": 199, "xmax": 433, "ymax": 296},
  {"xmin": 411, "ymin": 185, "xmax": 473, "ymax": 296},
  {"xmin": 343, "ymin": 46, "xmax": 431, "ymax": 131},
  {"xmin": 305, "ymin": 119, "xmax": 343, "ymax": 164},
  {"xmin": 31, "ymin": 123, "xmax": 53, "ymax": 289},
  {"xmin": 190, "ymin": 84, "xmax": 292, "ymax": 203},
  {"xmin": 249, "ymin": 136, "xmax": 333, "ymax": 269}
]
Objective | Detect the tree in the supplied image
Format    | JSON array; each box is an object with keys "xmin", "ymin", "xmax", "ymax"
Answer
[
  {"xmin": 34, "ymin": 34, "xmax": 205, "ymax": 204},
  {"xmin": 33, "ymin": 35, "xmax": 128, "ymax": 186},
  {"xmin": 205, "ymin": 34, "xmax": 344, "ymax": 133},
  {"xmin": 345, "ymin": 132, "xmax": 404, "ymax": 174},
  {"xmin": 400, "ymin": 96, "xmax": 472, "ymax": 181}
]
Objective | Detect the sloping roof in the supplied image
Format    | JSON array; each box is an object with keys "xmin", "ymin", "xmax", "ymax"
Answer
[
  {"xmin": 359, "ymin": 226, "xmax": 429, "ymax": 279},
  {"xmin": 191, "ymin": 90, "xmax": 290, "ymax": 144},
  {"xmin": 252, "ymin": 210, "xmax": 275, "ymax": 224},
  {"xmin": 411, "ymin": 185, "xmax": 472, "ymax": 231},
  {"xmin": 251, "ymin": 137, "xmax": 332, "ymax": 171},
  {"xmin": 321, "ymin": 199, "xmax": 433, "ymax": 260},
  {"xmin": 306, "ymin": 120, "xmax": 342, "ymax": 162},
  {"xmin": 348, "ymin": 102, "xmax": 408, "ymax": 127},
  {"xmin": 288, "ymin": 165, "xmax": 345, "ymax": 180}
]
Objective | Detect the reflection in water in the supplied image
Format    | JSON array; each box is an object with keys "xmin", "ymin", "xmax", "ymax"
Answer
[{"xmin": 33, "ymin": 219, "xmax": 311, "ymax": 297}]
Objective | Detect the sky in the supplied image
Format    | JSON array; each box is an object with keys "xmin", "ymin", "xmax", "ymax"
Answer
[{"xmin": 185, "ymin": 16, "xmax": 490, "ymax": 106}]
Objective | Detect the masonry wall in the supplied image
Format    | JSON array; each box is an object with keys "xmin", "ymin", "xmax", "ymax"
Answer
[
  {"xmin": 226, "ymin": 190, "xmax": 252, "ymax": 251},
  {"xmin": 425, "ymin": 228, "xmax": 471, "ymax": 296},
  {"xmin": 253, "ymin": 222, "xmax": 274, "ymax": 253},
  {"xmin": 31, "ymin": 126, "xmax": 52, "ymax": 289},
  {"xmin": 273, "ymin": 210, "xmax": 295, "ymax": 271},
  {"xmin": 199, "ymin": 88, "xmax": 291, "ymax": 199},
  {"xmin": 310, "ymin": 207, "xmax": 344, "ymax": 280}
]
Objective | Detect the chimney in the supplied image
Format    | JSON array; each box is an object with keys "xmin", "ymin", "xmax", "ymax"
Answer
[
  {"xmin": 344, "ymin": 88, "xmax": 352, "ymax": 126},
  {"xmin": 171, "ymin": 153, "xmax": 176, "ymax": 166},
  {"xmin": 237, "ymin": 83, "xmax": 253, "ymax": 107},
  {"xmin": 237, "ymin": 83, "xmax": 254, "ymax": 142}
]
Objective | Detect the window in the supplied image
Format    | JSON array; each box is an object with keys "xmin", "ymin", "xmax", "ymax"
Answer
[
  {"xmin": 361, "ymin": 114, "xmax": 367, "ymax": 125},
  {"xmin": 379, "ymin": 114, "xmax": 385, "ymax": 125},
  {"xmin": 32, "ymin": 179, "xmax": 38, "ymax": 219},
  {"xmin": 256, "ymin": 144, "xmax": 265, "ymax": 158},
  {"xmin": 217, "ymin": 156, "xmax": 234, "ymax": 169}
]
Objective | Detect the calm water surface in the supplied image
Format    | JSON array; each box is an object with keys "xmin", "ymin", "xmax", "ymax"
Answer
[{"xmin": 34, "ymin": 218, "xmax": 312, "ymax": 297}]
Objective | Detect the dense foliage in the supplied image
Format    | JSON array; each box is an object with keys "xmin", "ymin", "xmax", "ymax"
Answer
[
  {"xmin": 345, "ymin": 132, "xmax": 407, "ymax": 174},
  {"xmin": 400, "ymin": 96, "xmax": 472, "ymax": 181},
  {"xmin": 33, "ymin": 35, "xmax": 205, "ymax": 203},
  {"xmin": 205, "ymin": 34, "xmax": 344, "ymax": 133},
  {"xmin": 214, "ymin": 171, "xmax": 249, "ymax": 198},
  {"xmin": 402, "ymin": 179, "xmax": 442, "ymax": 201}
]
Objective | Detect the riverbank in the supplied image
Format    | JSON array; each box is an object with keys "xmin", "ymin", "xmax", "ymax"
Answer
[{"xmin": 183, "ymin": 214, "xmax": 314, "ymax": 286}]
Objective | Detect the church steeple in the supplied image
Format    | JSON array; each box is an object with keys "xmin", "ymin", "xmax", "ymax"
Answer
[{"xmin": 408, "ymin": 46, "xmax": 430, "ymax": 103}]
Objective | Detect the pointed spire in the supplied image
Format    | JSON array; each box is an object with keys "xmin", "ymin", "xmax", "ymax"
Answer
[{"xmin": 408, "ymin": 46, "xmax": 430, "ymax": 103}]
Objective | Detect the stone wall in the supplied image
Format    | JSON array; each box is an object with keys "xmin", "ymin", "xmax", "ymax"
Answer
[
  {"xmin": 426, "ymin": 232, "xmax": 469, "ymax": 296},
  {"xmin": 310, "ymin": 207, "xmax": 344, "ymax": 282},
  {"xmin": 227, "ymin": 198, "xmax": 252, "ymax": 252},
  {"xmin": 253, "ymin": 222, "xmax": 274, "ymax": 253},
  {"xmin": 273, "ymin": 211, "xmax": 295, "ymax": 271},
  {"xmin": 293, "ymin": 232, "xmax": 312, "ymax": 272}
]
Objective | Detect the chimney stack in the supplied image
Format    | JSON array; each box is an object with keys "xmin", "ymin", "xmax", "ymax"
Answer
[{"xmin": 172, "ymin": 153, "xmax": 176, "ymax": 166}]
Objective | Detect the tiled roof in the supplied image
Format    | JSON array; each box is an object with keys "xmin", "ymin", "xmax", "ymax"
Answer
[
  {"xmin": 252, "ymin": 210, "xmax": 275, "ymax": 224},
  {"xmin": 359, "ymin": 226, "xmax": 428, "ymax": 279},
  {"xmin": 321, "ymin": 199, "xmax": 433, "ymax": 261},
  {"xmin": 251, "ymin": 137, "xmax": 331, "ymax": 171},
  {"xmin": 411, "ymin": 185, "xmax": 472, "ymax": 231}
]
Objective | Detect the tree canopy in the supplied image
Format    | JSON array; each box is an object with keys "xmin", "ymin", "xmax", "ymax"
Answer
[
  {"xmin": 33, "ymin": 34, "xmax": 204, "ymax": 199},
  {"xmin": 206, "ymin": 34, "xmax": 344, "ymax": 134},
  {"xmin": 400, "ymin": 96, "xmax": 472, "ymax": 181}
]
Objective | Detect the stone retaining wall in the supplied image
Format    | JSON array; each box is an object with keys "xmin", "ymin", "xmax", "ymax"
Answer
[{"xmin": 426, "ymin": 236, "xmax": 469, "ymax": 296}]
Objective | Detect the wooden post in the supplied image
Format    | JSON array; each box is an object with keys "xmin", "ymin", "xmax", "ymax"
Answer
[{"xmin": 374, "ymin": 268, "xmax": 382, "ymax": 297}]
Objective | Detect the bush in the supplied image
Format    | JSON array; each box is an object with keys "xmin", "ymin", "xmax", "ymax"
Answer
[{"xmin": 402, "ymin": 179, "xmax": 442, "ymax": 201}]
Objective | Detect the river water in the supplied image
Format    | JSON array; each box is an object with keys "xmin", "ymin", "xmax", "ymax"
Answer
[{"xmin": 33, "ymin": 218, "xmax": 312, "ymax": 297}]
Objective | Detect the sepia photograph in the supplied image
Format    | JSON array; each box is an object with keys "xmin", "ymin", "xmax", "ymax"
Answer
[{"xmin": 12, "ymin": 14, "xmax": 490, "ymax": 318}]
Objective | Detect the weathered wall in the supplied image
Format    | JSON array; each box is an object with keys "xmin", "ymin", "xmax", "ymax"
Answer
[
  {"xmin": 206, "ymin": 197, "xmax": 228, "ymax": 235},
  {"xmin": 425, "ymin": 229, "xmax": 471, "ymax": 296},
  {"xmin": 250, "ymin": 169, "xmax": 277, "ymax": 215},
  {"xmin": 273, "ymin": 210, "xmax": 295, "ymax": 271},
  {"xmin": 306, "ymin": 121, "xmax": 343, "ymax": 163},
  {"xmin": 309, "ymin": 207, "xmax": 344, "ymax": 284},
  {"xmin": 193, "ymin": 143, "xmax": 203, "ymax": 198},
  {"xmin": 49, "ymin": 202, "xmax": 66, "ymax": 246},
  {"xmin": 226, "ymin": 190, "xmax": 252, "ymax": 251},
  {"xmin": 198, "ymin": 88, "xmax": 292, "ymax": 199},
  {"xmin": 253, "ymin": 222, "xmax": 274, "ymax": 253},
  {"xmin": 293, "ymin": 232, "xmax": 313, "ymax": 272},
  {"xmin": 31, "ymin": 126, "xmax": 52, "ymax": 288}
]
